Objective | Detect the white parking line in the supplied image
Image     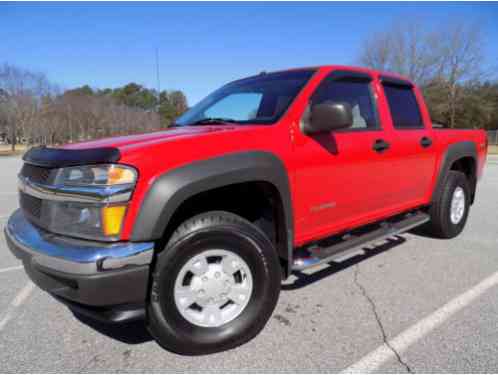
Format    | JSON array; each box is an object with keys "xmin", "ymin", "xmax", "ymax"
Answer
[
  {"xmin": 343, "ymin": 270, "xmax": 498, "ymax": 373},
  {"xmin": 0, "ymin": 265, "xmax": 23, "ymax": 274},
  {"xmin": 0, "ymin": 282, "xmax": 35, "ymax": 331}
]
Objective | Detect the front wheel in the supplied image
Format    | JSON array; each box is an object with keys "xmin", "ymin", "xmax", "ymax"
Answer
[{"xmin": 147, "ymin": 211, "xmax": 281, "ymax": 355}]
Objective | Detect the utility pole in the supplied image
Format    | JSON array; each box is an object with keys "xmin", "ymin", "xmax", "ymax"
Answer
[{"xmin": 155, "ymin": 47, "xmax": 161, "ymax": 111}]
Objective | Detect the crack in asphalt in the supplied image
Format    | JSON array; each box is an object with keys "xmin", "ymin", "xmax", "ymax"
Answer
[
  {"xmin": 80, "ymin": 354, "xmax": 101, "ymax": 372},
  {"xmin": 353, "ymin": 264, "xmax": 413, "ymax": 373}
]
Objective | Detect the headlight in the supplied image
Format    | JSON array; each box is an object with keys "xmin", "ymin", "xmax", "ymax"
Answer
[
  {"xmin": 21, "ymin": 164, "xmax": 137, "ymax": 241},
  {"xmin": 44, "ymin": 201, "xmax": 122, "ymax": 241},
  {"xmin": 44, "ymin": 201, "xmax": 128, "ymax": 241},
  {"xmin": 54, "ymin": 164, "xmax": 137, "ymax": 186}
]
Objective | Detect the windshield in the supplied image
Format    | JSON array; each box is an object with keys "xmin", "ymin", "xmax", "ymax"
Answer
[{"xmin": 175, "ymin": 69, "xmax": 316, "ymax": 126}]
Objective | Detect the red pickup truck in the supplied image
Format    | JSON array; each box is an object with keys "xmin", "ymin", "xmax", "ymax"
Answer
[{"xmin": 5, "ymin": 65, "xmax": 487, "ymax": 355}]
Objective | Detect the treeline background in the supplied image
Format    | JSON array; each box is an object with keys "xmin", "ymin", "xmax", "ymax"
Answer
[
  {"xmin": 1, "ymin": 20, "xmax": 497, "ymax": 151},
  {"xmin": 359, "ymin": 21, "xmax": 498, "ymax": 132},
  {"xmin": 0, "ymin": 66, "xmax": 188, "ymax": 151}
]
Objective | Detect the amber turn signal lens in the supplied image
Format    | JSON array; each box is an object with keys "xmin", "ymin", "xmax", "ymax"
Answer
[
  {"xmin": 101, "ymin": 205, "xmax": 127, "ymax": 236},
  {"xmin": 107, "ymin": 166, "xmax": 136, "ymax": 185}
]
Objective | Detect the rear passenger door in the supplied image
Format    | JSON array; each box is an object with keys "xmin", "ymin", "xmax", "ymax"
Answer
[{"xmin": 380, "ymin": 78, "xmax": 437, "ymax": 206}]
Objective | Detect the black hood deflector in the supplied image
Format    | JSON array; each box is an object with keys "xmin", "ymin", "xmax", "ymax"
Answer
[{"xmin": 23, "ymin": 146, "xmax": 121, "ymax": 168}]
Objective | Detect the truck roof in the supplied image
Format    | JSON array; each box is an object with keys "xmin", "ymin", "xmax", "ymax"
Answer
[{"xmin": 260, "ymin": 65, "xmax": 414, "ymax": 85}]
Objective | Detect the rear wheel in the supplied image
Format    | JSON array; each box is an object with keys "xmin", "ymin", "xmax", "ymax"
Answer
[
  {"xmin": 147, "ymin": 211, "xmax": 281, "ymax": 355},
  {"xmin": 424, "ymin": 171, "xmax": 471, "ymax": 238}
]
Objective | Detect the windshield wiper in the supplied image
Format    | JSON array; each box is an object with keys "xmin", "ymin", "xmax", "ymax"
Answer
[{"xmin": 189, "ymin": 117, "xmax": 239, "ymax": 126}]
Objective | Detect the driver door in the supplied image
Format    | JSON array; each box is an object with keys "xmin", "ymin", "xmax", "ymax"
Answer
[{"xmin": 293, "ymin": 71, "xmax": 397, "ymax": 244}]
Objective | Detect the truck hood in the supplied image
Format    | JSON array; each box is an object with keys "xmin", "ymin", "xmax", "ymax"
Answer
[{"xmin": 62, "ymin": 125, "xmax": 239, "ymax": 151}]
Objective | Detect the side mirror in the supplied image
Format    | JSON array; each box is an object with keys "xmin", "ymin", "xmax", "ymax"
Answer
[{"xmin": 302, "ymin": 101, "xmax": 353, "ymax": 135}]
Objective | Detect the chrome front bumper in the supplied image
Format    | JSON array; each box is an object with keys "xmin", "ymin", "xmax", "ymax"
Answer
[
  {"xmin": 5, "ymin": 209, "xmax": 155, "ymax": 309},
  {"xmin": 5, "ymin": 209, "xmax": 154, "ymax": 274}
]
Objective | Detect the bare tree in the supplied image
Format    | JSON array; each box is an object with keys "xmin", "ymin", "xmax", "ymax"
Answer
[
  {"xmin": 0, "ymin": 63, "xmax": 53, "ymax": 150},
  {"xmin": 434, "ymin": 23, "xmax": 483, "ymax": 127},
  {"xmin": 359, "ymin": 20, "xmax": 485, "ymax": 127},
  {"xmin": 42, "ymin": 87, "xmax": 161, "ymax": 145},
  {"xmin": 359, "ymin": 22, "xmax": 440, "ymax": 85}
]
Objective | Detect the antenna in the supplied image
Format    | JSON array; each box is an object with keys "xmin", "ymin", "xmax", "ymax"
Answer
[{"xmin": 155, "ymin": 47, "xmax": 161, "ymax": 109}]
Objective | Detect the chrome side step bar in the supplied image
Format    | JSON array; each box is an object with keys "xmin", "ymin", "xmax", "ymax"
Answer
[{"xmin": 292, "ymin": 211, "xmax": 430, "ymax": 271}]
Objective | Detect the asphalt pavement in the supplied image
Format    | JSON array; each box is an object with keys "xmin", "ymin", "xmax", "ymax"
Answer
[{"xmin": 0, "ymin": 155, "xmax": 497, "ymax": 372}]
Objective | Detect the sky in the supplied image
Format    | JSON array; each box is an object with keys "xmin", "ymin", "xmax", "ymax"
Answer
[{"xmin": 1, "ymin": 2, "xmax": 497, "ymax": 105}]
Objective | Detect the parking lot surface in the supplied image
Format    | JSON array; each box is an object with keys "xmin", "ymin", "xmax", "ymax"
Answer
[{"xmin": 1, "ymin": 155, "xmax": 497, "ymax": 373}]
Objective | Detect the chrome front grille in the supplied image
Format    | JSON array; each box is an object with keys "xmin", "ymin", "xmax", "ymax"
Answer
[
  {"xmin": 19, "ymin": 191, "xmax": 43, "ymax": 219},
  {"xmin": 20, "ymin": 164, "xmax": 54, "ymax": 184},
  {"xmin": 18, "ymin": 163, "xmax": 53, "ymax": 227}
]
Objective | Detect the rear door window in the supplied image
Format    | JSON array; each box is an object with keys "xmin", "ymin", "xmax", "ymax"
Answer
[{"xmin": 382, "ymin": 84, "xmax": 424, "ymax": 129}]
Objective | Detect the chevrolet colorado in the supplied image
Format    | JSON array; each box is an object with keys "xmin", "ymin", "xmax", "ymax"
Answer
[{"xmin": 5, "ymin": 66, "xmax": 487, "ymax": 355}]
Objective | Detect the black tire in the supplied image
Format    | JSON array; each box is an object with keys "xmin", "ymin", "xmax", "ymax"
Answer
[
  {"xmin": 147, "ymin": 211, "xmax": 281, "ymax": 355},
  {"xmin": 424, "ymin": 171, "xmax": 471, "ymax": 239}
]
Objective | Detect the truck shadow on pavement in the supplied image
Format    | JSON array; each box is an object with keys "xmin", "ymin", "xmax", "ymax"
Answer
[
  {"xmin": 72, "ymin": 312, "xmax": 153, "ymax": 345},
  {"xmin": 71, "ymin": 235, "xmax": 408, "ymax": 345},
  {"xmin": 282, "ymin": 235, "xmax": 407, "ymax": 291}
]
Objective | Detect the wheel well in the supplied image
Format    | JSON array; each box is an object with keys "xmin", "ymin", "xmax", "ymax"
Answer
[
  {"xmin": 450, "ymin": 157, "xmax": 477, "ymax": 203},
  {"xmin": 158, "ymin": 181, "xmax": 289, "ymax": 272}
]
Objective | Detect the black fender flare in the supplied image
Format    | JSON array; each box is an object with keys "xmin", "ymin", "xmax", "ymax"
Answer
[
  {"xmin": 130, "ymin": 151, "xmax": 294, "ymax": 267},
  {"xmin": 431, "ymin": 141, "xmax": 478, "ymax": 204}
]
